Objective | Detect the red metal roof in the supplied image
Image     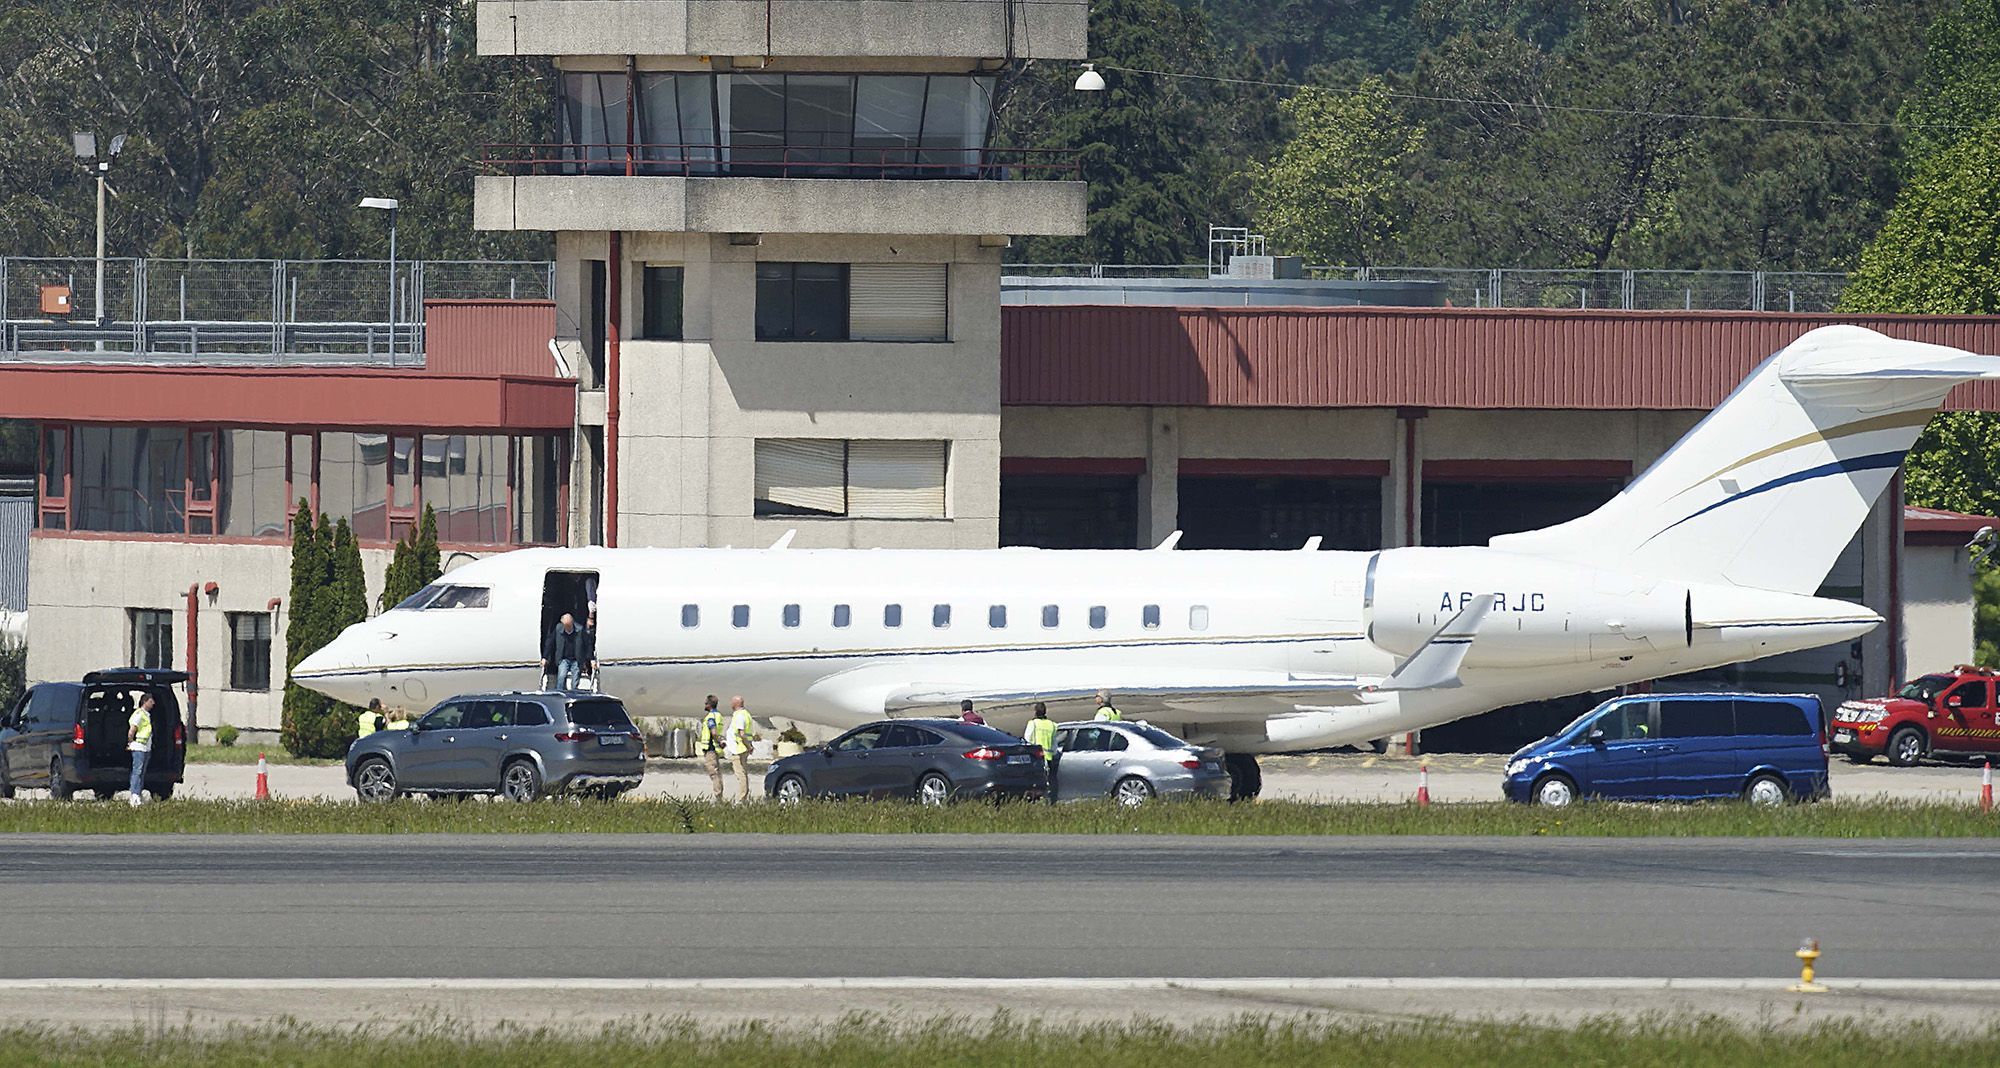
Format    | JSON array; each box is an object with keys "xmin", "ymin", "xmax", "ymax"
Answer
[
  {"xmin": 0, "ymin": 365, "xmax": 574, "ymax": 430},
  {"xmin": 1000, "ymin": 305, "xmax": 2000, "ymax": 410},
  {"xmin": 423, "ymin": 299, "xmax": 560, "ymax": 377}
]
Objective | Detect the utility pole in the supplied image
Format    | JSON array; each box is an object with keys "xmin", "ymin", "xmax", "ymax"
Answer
[
  {"xmin": 70, "ymin": 132, "xmax": 127, "ymax": 338},
  {"xmin": 358, "ymin": 197, "xmax": 401, "ymax": 361}
]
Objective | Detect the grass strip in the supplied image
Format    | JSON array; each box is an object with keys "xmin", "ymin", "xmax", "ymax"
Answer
[
  {"xmin": 1, "ymin": 1016, "xmax": 1998, "ymax": 1068},
  {"xmin": 0, "ymin": 796, "xmax": 1996, "ymax": 835},
  {"xmin": 181, "ymin": 746, "xmax": 341, "ymax": 767}
]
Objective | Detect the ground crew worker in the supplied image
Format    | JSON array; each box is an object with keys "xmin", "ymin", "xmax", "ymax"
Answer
[
  {"xmin": 697, "ymin": 694, "xmax": 726, "ymax": 802},
  {"xmin": 357, "ymin": 698, "xmax": 385, "ymax": 737},
  {"xmin": 126, "ymin": 693, "xmax": 154, "ymax": 808},
  {"xmin": 385, "ymin": 707, "xmax": 412, "ymax": 731},
  {"xmin": 1094, "ymin": 690, "xmax": 1123, "ymax": 721},
  {"xmin": 725, "ymin": 695, "xmax": 757, "ymax": 803},
  {"xmin": 1024, "ymin": 702, "xmax": 1058, "ymax": 802},
  {"xmin": 959, "ymin": 699, "xmax": 986, "ymax": 726}
]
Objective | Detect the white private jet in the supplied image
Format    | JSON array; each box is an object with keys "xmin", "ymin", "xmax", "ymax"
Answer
[{"xmin": 293, "ymin": 325, "xmax": 2000, "ymax": 791}]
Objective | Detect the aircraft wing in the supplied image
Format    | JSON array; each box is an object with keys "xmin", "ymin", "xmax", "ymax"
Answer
[{"xmin": 807, "ymin": 666, "xmax": 1383, "ymax": 724}]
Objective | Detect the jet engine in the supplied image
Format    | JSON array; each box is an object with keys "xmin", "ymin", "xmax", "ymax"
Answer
[{"xmin": 1363, "ymin": 547, "xmax": 1690, "ymax": 667}]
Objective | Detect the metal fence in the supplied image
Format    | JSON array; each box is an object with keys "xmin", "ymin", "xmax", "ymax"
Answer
[
  {"xmin": 0, "ymin": 258, "xmax": 555, "ymax": 366},
  {"xmin": 1007, "ymin": 264, "xmax": 1853, "ymax": 312}
]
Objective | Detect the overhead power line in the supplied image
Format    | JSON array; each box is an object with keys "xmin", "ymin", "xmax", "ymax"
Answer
[{"xmin": 1096, "ymin": 64, "xmax": 1968, "ymax": 132}]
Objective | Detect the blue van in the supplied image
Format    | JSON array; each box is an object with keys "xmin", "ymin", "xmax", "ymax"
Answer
[{"xmin": 1501, "ymin": 693, "xmax": 1829, "ymax": 806}]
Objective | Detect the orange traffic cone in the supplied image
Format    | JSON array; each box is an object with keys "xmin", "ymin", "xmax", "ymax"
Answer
[
  {"xmin": 254, "ymin": 753, "xmax": 271, "ymax": 801},
  {"xmin": 1983, "ymin": 761, "xmax": 1993, "ymax": 813},
  {"xmin": 1417, "ymin": 761, "xmax": 1431, "ymax": 807}
]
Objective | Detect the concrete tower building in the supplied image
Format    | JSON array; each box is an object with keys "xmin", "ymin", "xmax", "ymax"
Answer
[{"xmin": 473, "ymin": 0, "xmax": 1089, "ymax": 549}]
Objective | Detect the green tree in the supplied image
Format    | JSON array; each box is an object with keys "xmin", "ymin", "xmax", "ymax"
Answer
[
  {"xmin": 0, "ymin": 635, "xmax": 24, "ymax": 718},
  {"xmin": 281, "ymin": 502, "xmax": 338, "ymax": 757},
  {"xmin": 1249, "ymin": 81, "xmax": 1423, "ymax": 267},
  {"xmin": 378, "ymin": 504, "xmax": 442, "ymax": 611},
  {"xmin": 1897, "ymin": 0, "xmax": 2000, "ymax": 169}
]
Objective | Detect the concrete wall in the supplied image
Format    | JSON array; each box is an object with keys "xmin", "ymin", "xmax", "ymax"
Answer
[
  {"xmin": 475, "ymin": 176, "xmax": 1088, "ymax": 238},
  {"xmin": 477, "ymin": 0, "xmax": 1087, "ymax": 60},
  {"xmin": 27, "ymin": 538, "xmax": 395, "ymax": 736},
  {"xmin": 560, "ymin": 232, "xmax": 1006, "ymax": 550},
  {"xmin": 1904, "ymin": 543, "xmax": 1976, "ymax": 673}
]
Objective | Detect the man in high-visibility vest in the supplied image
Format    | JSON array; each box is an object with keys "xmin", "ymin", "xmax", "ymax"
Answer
[
  {"xmin": 1023, "ymin": 701, "xmax": 1058, "ymax": 802},
  {"xmin": 126, "ymin": 693, "xmax": 154, "ymax": 807},
  {"xmin": 725, "ymin": 695, "xmax": 758, "ymax": 803},
  {"xmin": 697, "ymin": 694, "xmax": 726, "ymax": 802},
  {"xmin": 1093, "ymin": 691, "xmax": 1123, "ymax": 722},
  {"xmin": 357, "ymin": 699, "xmax": 385, "ymax": 738}
]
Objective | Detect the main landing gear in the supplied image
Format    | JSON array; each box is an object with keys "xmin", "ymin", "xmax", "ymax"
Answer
[{"xmin": 1223, "ymin": 753, "xmax": 1262, "ymax": 802}]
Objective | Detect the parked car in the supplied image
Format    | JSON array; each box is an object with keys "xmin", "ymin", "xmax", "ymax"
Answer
[
  {"xmin": 1050, "ymin": 721, "xmax": 1228, "ymax": 805},
  {"xmin": 0, "ymin": 668, "xmax": 189, "ymax": 801},
  {"xmin": 346, "ymin": 691, "xmax": 644, "ymax": 803},
  {"xmin": 1829, "ymin": 665, "xmax": 2000, "ymax": 766},
  {"xmin": 1502, "ymin": 692, "xmax": 1829, "ymax": 807},
  {"xmin": 765, "ymin": 718, "xmax": 1048, "ymax": 805}
]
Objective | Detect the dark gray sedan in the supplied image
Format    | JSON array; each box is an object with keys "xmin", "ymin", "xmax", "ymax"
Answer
[
  {"xmin": 1051, "ymin": 721, "xmax": 1229, "ymax": 805},
  {"xmin": 765, "ymin": 718, "xmax": 1049, "ymax": 805},
  {"xmin": 346, "ymin": 691, "xmax": 645, "ymax": 802}
]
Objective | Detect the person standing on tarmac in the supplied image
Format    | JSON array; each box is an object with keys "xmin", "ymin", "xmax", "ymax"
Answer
[
  {"xmin": 357, "ymin": 699, "xmax": 385, "ymax": 738},
  {"xmin": 697, "ymin": 694, "xmax": 726, "ymax": 802},
  {"xmin": 126, "ymin": 693, "xmax": 154, "ymax": 807},
  {"xmin": 725, "ymin": 695, "xmax": 757, "ymax": 803},
  {"xmin": 959, "ymin": 699, "xmax": 986, "ymax": 726},
  {"xmin": 1094, "ymin": 691, "xmax": 1123, "ymax": 722},
  {"xmin": 1024, "ymin": 702, "xmax": 1058, "ymax": 801}
]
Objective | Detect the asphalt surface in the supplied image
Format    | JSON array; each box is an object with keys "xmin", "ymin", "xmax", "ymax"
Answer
[{"xmin": 4, "ymin": 835, "xmax": 1998, "ymax": 981}]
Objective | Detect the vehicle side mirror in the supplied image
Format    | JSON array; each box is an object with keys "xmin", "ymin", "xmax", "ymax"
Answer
[
  {"xmin": 1586, "ymin": 728, "xmax": 1606, "ymax": 743},
  {"xmin": 1949, "ymin": 696, "xmax": 1964, "ymax": 708}
]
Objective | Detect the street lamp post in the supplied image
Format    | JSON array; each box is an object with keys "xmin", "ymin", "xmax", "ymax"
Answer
[
  {"xmin": 71, "ymin": 131, "xmax": 128, "ymax": 332},
  {"xmin": 358, "ymin": 197, "xmax": 401, "ymax": 360}
]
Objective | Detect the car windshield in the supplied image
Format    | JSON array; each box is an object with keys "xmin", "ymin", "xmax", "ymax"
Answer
[
  {"xmin": 566, "ymin": 698, "xmax": 634, "ymax": 730},
  {"xmin": 1899, "ymin": 675, "xmax": 1956, "ymax": 701},
  {"xmin": 1556, "ymin": 702, "xmax": 1613, "ymax": 739}
]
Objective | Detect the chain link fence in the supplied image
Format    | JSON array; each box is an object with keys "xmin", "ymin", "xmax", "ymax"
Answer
[{"xmin": 0, "ymin": 258, "xmax": 554, "ymax": 365}]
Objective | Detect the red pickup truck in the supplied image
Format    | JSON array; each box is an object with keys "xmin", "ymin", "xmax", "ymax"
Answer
[{"xmin": 1829, "ymin": 665, "xmax": 2000, "ymax": 766}]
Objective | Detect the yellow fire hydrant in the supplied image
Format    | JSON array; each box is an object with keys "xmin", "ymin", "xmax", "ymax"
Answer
[{"xmin": 1790, "ymin": 938, "xmax": 1828, "ymax": 993}]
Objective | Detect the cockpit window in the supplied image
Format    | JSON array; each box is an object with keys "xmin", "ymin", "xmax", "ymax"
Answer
[{"xmin": 395, "ymin": 584, "xmax": 489, "ymax": 611}]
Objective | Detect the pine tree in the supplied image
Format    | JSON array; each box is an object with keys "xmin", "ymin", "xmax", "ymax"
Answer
[
  {"xmin": 280, "ymin": 500, "xmax": 334, "ymax": 757},
  {"xmin": 414, "ymin": 505, "xmax": 441, "ymax": 589}
]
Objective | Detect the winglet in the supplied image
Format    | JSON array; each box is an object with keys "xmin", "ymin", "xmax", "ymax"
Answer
[
  {"xmin": 1300, "ymin": 536, "xmax": 1322, "ymax": 551},
  {"xmin": 769, "ymin": 529, "xmax": 797, "ymax": 550},
  {"xmin": 1376, "ymin": 594, "xmax": 1494, "ymax": 692},
  {"xmin": 1153, "ymin": 530, "xmax": 1183, "ymax": 550}
]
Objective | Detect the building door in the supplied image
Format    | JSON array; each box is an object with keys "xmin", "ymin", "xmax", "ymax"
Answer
[
  {"xmin": 1000, "ymin": 474, "xmax": 1138, "ymax": 548},
  {"xmin": 1177, "ymin": 477, "xmax": 1381, "ymax": 551}
]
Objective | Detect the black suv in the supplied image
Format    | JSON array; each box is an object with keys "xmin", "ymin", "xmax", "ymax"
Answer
[
  {"xmin": 345, "ymin": 690, "xmax": 645, "ymax": 802},
  {"xmin": 0, "ymin": 669, "xmax": 189, "ymax": 801}
]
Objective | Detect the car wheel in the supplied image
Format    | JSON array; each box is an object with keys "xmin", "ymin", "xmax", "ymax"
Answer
[
  {"xmin": 1744, "ymin": 773, "xmax": 1789, "ymax": 807},
  {"xmin": 500, "ymin": 759, "xmax": 543, "ymax": 802},
  {"xmin": 1113, "ymin": 775, "xmax": 1154, "ymax": 807},
  {"xmin": 1887, "ymin": 727, "xmax": 1927, "ymax": 767},
  {"xmin": 916, "ymin": 772, "xmax": 951, "ymax": 807},
  {"xmin": 775, "ymin": 774, "xmax": 807, "ymax": 806},
  {"xmin": 48, "ymin": 760, "xmax": 73, "ymax": 801},
  {"xmin": 93, "ymin": 788, "xmax": 117, "ymax": 802},
  {"xmin": 1532, "ymin": 773, "xmax": 1577, "ymax": 807},
  {"xmin": 0, "ymin": 774, "xmax": 12, "ymax": 801},
  {"xmin": 353, "ymin": 758, "xmax": 400, "ymax": 804},
  {"xmin": 151, "ymin": 782, "xmax": 173, "ymax": 801}
]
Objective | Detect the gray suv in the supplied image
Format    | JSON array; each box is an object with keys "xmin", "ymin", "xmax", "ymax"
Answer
[{"xmin": 346, "ymin": 691, "xmax": 644, "ymax": 803}]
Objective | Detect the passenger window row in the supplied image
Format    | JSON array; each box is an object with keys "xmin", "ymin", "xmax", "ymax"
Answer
[{"xmin": 677, "ymin": 602, "xmax": 1212, "ymax": 632}]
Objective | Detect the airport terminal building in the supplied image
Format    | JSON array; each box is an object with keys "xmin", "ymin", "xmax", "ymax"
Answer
[{"xmin": 4, "ymin": 0, "xmax": 2000, "ymax": 744}]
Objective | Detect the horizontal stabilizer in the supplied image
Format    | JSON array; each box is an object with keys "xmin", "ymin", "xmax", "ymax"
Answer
[{"xmin": 1376, "ymin": 594, "xmax": 1491, "ymax": 691}]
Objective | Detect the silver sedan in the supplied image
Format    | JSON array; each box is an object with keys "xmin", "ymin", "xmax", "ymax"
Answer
[{"xmin": 1049, "ymin": 721, "xmax": 1229, "ymax": 805}]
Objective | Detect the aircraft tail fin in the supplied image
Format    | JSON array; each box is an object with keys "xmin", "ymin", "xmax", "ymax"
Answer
[{"xmin": 1490, "ymin": 325, "xmax": 2000, "ymax": 595}]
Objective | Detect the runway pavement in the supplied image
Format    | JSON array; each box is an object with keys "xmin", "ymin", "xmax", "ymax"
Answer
[
  {"xmin": 3, "ymin": 835, "xmax": 1997, "ymax": 981},
  {"xmin": 158, "ymin": 750, "xmax": 1998, "ymax": 803}
]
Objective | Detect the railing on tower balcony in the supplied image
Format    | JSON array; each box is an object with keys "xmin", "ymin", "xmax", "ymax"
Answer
[{"xmin": 480, "ymin": 143, "xmax": 1082, "ymax": 181}]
